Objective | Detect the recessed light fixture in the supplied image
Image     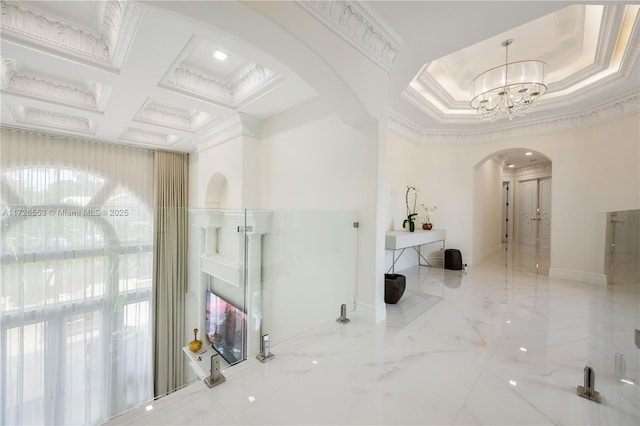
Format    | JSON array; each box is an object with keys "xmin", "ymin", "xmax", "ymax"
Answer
[
  {"xmin": 525, "ymin": 152, "xmax": 533, "ymax": 156},
  {"xmin": 509, "ymin": 380, "xmax": 517, "ymax": 386},
  {"xmin": 508, "ymin": 164, "xmax": 515, "ymax": 168},
  {"xmin": 520, "ymin": 347, "xmax": 527, "ymax": 352},
  {"xmin": 145, "ymin": 405, "xmax": 154, "ymax": 412},
  {"xmin": 213, "ymin": 50, "xmax": 228, "ymax": 61},
  {"xmin": 248, "ymin": 396, "xmax": 256, "ymax": 402}
]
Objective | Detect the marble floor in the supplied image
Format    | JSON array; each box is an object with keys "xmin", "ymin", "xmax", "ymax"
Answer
[{"xmin": 107, "ymin": 244, "xmax": 639, "ymax": 425}]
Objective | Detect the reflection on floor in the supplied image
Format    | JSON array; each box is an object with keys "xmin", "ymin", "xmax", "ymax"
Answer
[{"xmin": 108, "ymin": 244, "xmax": 639, "ymax": 426}]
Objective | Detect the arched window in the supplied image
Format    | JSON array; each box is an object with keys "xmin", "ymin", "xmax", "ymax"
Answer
[{"xmin": 1, "ymin": 131, "xmax": 154, "ymax": 425}]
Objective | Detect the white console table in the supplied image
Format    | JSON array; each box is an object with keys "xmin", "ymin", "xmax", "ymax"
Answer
[{"xmin": 385, "ymin": 229, "xmax": 446, "ymax": 273}]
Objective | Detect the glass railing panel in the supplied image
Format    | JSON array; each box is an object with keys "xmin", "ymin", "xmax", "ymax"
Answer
[
  {"xmin": 583, "ymin": 210, "xmax": 639, "ymax": 414},
  {"xmin": 3, "ymin": 206, "xmax": 358, "ymax": 424},
  {"xmin": 602, "ymin": 210, "xmax": 639, "ymax": 400},
  {"xmin": 251, "ymin": 209, "xmax": 358, "ymax": 351},
  {"xmin": 184, "ymin": 209, "xmax": 249, "ymax": 384}
]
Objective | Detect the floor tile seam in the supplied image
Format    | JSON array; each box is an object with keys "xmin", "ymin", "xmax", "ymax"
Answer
[
  {"xmin": 459, "ymin": 367, "xmax": 564, "ymax": 426},
  {"xmin": 450, "ymin": 357, "xmax": 490, "ymax": 425},
  {"xmin": 219, "ymin": 320, "xmax": 364, "ymax": 383}
]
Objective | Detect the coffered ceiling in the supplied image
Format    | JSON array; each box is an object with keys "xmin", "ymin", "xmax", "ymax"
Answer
[
  {"xmin": 0, "ymin": 0, "xmax": 317, "ymax": 152},
  {"xmin": 1, "ymin": 1, "xmax": 639, "ymax": 152}
]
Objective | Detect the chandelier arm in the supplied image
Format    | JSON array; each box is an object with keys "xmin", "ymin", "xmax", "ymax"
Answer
[{"xmin": 471, "ymin": 39, "xmax": 545, "ymax": 121}]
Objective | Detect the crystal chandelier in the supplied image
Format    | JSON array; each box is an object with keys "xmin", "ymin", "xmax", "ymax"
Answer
[{"xmin": 470, "ymin": 39, "xmax": 547, "ymax": 122}]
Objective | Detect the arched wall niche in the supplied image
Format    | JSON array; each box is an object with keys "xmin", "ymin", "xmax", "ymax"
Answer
[{"xmin": 205, "ymin": 172, "xmax": 229, "ymax": 209}]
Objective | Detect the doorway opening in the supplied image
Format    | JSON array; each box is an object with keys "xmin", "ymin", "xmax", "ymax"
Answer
[
  {"xmin": 491, "ymin": 149, "xmax": 552, "ymax": 247},
  {"xmin": 474, "ymin": 148, "xmax": 552, "ymax": 253}
]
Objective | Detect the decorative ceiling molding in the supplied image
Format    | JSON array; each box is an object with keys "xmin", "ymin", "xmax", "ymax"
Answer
[
  {"xmin": 514, "ymin": 163, "xmax": 552, "ymax": 176},
  {"xmin": 1, "ymin": 58, "xmax": 107, "ymax": 110},
  {"xmin": 162, "ymin": 62, "xmax": 283, "ymax": 109},
  {"xmin": 389, "ymin": 92, "xmax": 640, "ymax": 144},
  {"xmin": 134, "ymin": 99, "xmax": 214, "ymax": 133},
  {"xmin": 120, "ymin": 127, "xmax": 179, "ymax": 147},
  {"xmin": 405, "ymin": 4, "xmax": 640, "ymax": 124},
  {"xmin": 296, "ymin": 0, "xmax": 402, "ymax": 73},
  {"xmin": 232, "ymin": 64, "xmax": 282, "ymax": 107},
  {"xmin": 387, "ymin": 109, "xmax": 428, "ymax": 143},
  {"xmin": 401, "ymin": 85, "xmax": 473, "ymax": 124},
  {"xmin": 0, "ymin": 0, "xmax": 141, "ymax": 68},
  {"xmin": 167, "ymin": 65, "xmax": 233, "ymax": 104},
  {"xmin": 13, "ymin": 106, "xmax": 93, "ymax": 134}
]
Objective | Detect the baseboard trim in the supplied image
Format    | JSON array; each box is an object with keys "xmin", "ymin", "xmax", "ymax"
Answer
[
  {"xmin": 467, "ymin": 245, "xmax": 502, "ymax": 267},
  {"xmin": 354, "ymin": 300, "xmax": 386, "ymax": 323},
  {"xmin": 548, "ymin": 267, "xmax": 607, "ymax": 285}
]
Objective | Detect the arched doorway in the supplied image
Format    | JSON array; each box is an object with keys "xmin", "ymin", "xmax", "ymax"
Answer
[
  {"xmin": 497, "ymin": 149, "xmax": 552, "ymax": 248},
  {"xmin": 474, "ymin": 148, "xmax": 552, "ymax": 253}
]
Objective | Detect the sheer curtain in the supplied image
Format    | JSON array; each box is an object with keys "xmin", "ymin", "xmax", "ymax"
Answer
[
  {"xmin": 152, "ymin": 150, "xmax": 188, "ymax": 397},
  {"xmin": 0, "ymin": 128, "xmax": 154, "ymax": 425}
]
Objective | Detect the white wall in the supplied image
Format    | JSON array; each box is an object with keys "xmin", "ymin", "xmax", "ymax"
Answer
[
  {"xmin": 257, "ymin": 97, "xmax": 383, "ymax": 320},
  {"xmin": 189, "ymin": 97, "xmax": 385, "ymax": 332},
  {"xmin": 387, "ymin": 113, "xmax": 640, "ymax": 283},
  {"xmin": 190, "ymin": 135, "xmax": 245, "ymax": 209},
  {"xmin": 472, "ymin": 158, "xmax": 503, "ymax": 262},
  {"xmin": 257, "ymin": 98, "xmax": 375, "ymax": 209},
  {"xmin": 387, "ymin": 131, "xmax": 474, "ymax": 269},
  {"xmin": 474, "ymin": 113, "xmax": 640, "ymax": 283}
]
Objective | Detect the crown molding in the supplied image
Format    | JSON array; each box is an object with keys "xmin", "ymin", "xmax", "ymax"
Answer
[
  {"xmin": 1, "ymin": 1, "xmax": 108, "ymax": 62},
  {"xmin": 120, "ymin": 127, "xmax": 179, "ymax": 147},
  {"xmin": 163, "ymin": 63, "xmax": 283, "ymax": 108},
  {"xmin": 389, "ymin": 91, "xmax": 640, "ymax": 144},
  {"xmin": 165, "ymin": 65, "xmax": 234, "ymax": 105},
  {"xmin": 387, "ymin": 109, "xmax": 428, "ymax": 143},
  {"xmin": 162, "ymin": 61, "xmax": 283, "ymax": 109},
  {"xmin": 620, "ymin": 6, "xmax": 640, "ymax": 79},
  {"xmin": 296, "ymin": 0, "xmax": 402, "ymax": 73},
  {"xmin": 1, "ymin": 58, "xmax": 109, "ymax": 111},
  {"xmin": 12, "ymin": 106, "xmax": 93, "ymax": 134},
  {"xmin": 0, "ymin": 0, "xmax": 141, "ymax": 69},
  {"xmin": 515, "ymin": 163, "xmax": 552, "ymax": 178},
  {"xmin": 134, "ymin": 99, "xmax": 214, "ymax": 133},
  {"xmin": 232, "ymin": 64, "xmax": 284, "ymax": 108}
]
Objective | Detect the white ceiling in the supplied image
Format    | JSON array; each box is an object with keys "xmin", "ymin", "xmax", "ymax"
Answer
[
  {"xmin": 0, "ymin": 0, "xmax": 318, "ymax": 152},
  {"xmin": 1, "ymin": 1, "xmax": 639, "ymax": 152},
  {"xmin": 404, "ymin": 4, "xmax": 640, "ymax": 124}
]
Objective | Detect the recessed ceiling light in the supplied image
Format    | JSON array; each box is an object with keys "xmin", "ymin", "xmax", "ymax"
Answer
[
  {"xmin": 213, "ymin": 50, "xmax": 228, "ymax": 61},
  {"xmin": 520, "ymin": 347, "xmax": 527, "ymax": 352},
  {"xmin": 145, "ymin": 405, "xmax": 154, "ymax": 412},
  {"xmin": 508, "ymin": 164, "xmax": 515, "ymax": 168},
  {"xmin": 525, "ymin": 152, "xmax": 533, "ymax": 156},
  {"xmin": 509, "ymin": 380, "xmax": 517, "ymax": 386}
]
